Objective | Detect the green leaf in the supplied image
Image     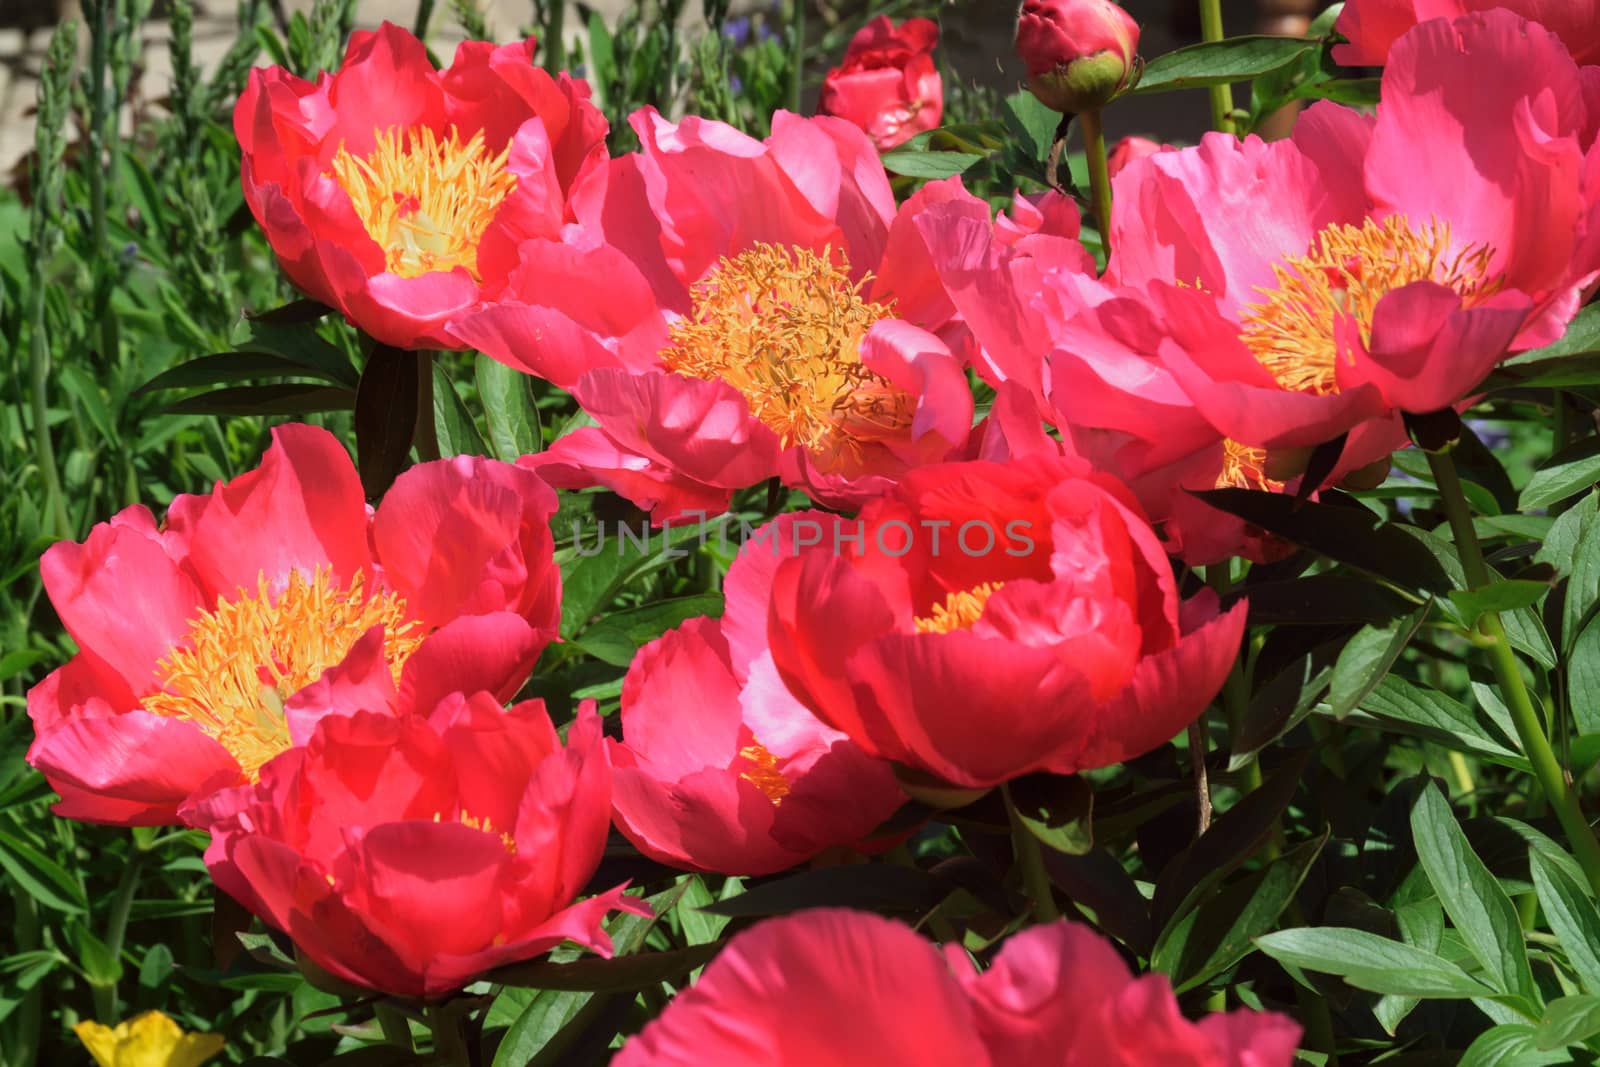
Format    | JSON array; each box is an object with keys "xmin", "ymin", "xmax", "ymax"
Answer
[
  {"xmin": 879, "ymin": 150, "xmax": 984, "ymax": 180},
  {"xmin": 566, "ymin": 625, "xmax": 636, "ymax": 668},
  {"xmin": 1255, "ymin": 926, "xmax": 1493, "ymax": 997},
  {"xmin": 559, "ymin": 522, "xmax": 714, "ymax": 638},
  {"xmin": 477, "ymin": 354, "xmax": 542, "ymax": 461},
  {"xmin": 1002, "ymin": 90, "xmax": 1061, "ymax": 162},
  {"xmin": 1507, "ymin": 303, "xmax": 1600, "ymax": 365},
  {"xmin": 229, "ymin": 316, "xmax": 359, "ymax": 387},
  {"xmin": 161, "ymin": 384, "xmax": 355, "ymax": 417},
  {"xmin": 1132, "ymin": 36, "xmax": 1318, "ymax": 95},
  {"xmin": 0, "ymin": 825, "xmax": 88, "ymax": 914},
  {"xmin": 1449, "ymin": 581, "xmax": 1552, "ymax": 628},
  {"xmin": 1239, "ymin": 574, "xmax": 1415, "ymax": 626},
  {"xmin": 699, "ymin": 864, "xmax": 949, "ymax": 919},
  {"xmin": 1194, "ymin": 489, "xmax": 1452, "ymax": 593},
  {"xmin": 1531, "ymin": 849, "xmax": 1600, "ymax": 998},
  {"xmin": 1535, "ymin": 994, "xmax": 1600, "ymax": 1050},
  {"xmin": 1460, "ymin": 1024, "xmax": 1573, "ymax": 1067},
  {"xmin": 490, "ymin": 942, "xmax": 721, "ymax": 991},
  {"xmin": 138, "ymin": 352, "xmax": 345, "ymax": 394},
  {"xmin": 431, "ymin": 362, "xmax": 490, "ymax": 460},
  {"xmin": 1009, "ymin": 773, "xmax": 1093, "ymax": 855},
  {"xmin": 1562, "ymin": 507, "xmax": 1600, "ymax": 654},
  {"xmin": 1350, "ymin": 675, "xmax": 1527, "ymax": 770},
  {"xmin": 1156, "ymin": 830, "xmax": 1327, "ymax": 992},
  {"xmin": 1327, "ymin": 606, "xmax": 1428, "ymax": 720},
  {"xmin": 1520, "ymin": 436, "xmax": 1600, "ymax": 511},
  {"xmin": 599, "ymin": 594, "xmax": 724, "ymax": 647},
  {"xmin": 1410, "ymin": 785, "xmax": 1539, "ymax": 1009},
  {"xmin": 1151, "ymin": 750, "xmax": 1309, "ymax": 931},
  {"xmin": 354, "ymin": 346, "xmax": 420, "ymax": 499}
]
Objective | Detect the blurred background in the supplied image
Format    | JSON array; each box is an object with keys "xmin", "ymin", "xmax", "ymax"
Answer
[{"xmin": 0, "ymin": 0, "xmax": 1309, "ymax": 176}]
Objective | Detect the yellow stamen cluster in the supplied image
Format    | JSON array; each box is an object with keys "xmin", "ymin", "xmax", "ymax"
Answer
[
  {"xmin": 1215, "ymin": 438, "xmax": 1281, "ymax": 492},
  {"xmin": 914, "ymin": 582, "xmax": 1005, "ymax": 634},
  {"xmin": 1239, "ymin": 215, "xmax": 1501, "ymax": 395},
  {"xmin": 662, "ymin": 244, "xmax": 913, "ymax": 465},
  {"xmin": 142, "ymin": 568, "xmax": 424, "ymax": 779},
  {"xmin": 434, "ymin": 810, "xmax": 518, "ymax": 854},
  {"xmin": 329, "ymin": 125, "xmax": 517, "ymax": 280},
  {"xmin": 738, "ymin": 741, "xmax": 791, "ymax": 805}
]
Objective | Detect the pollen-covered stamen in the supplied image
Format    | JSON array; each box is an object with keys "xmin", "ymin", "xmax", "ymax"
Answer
[
  {"xmin": 434, "ymin": 810, "xmax": 518, "ymax": 854},
  {"xmin": 738, "ymin": 741, "xmax": 791, "ymax": 805},
  {"xmin": 330, "ymin": 125, "xmax": 517, "ymax": 280},
  {"xmin": 1215, "ymin": 439, "xmax": 1281, "ymax": 492},
  {"xmin": 142, "ymin": 567, "xmax": 425, "ymax": 779},
  {"xmin": 662, "ymin": 244, "xmax": 913, "ymax": 464},
  {"xmin": 914, "ymin": 582, "xmax": 1005, "ymax": 634},
  {"xmin": 1239, "ymin": 215, "xmax": 1501, "ymax": 396}
]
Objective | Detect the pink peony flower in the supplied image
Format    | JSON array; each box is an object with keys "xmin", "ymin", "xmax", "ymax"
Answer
[
  {"xmin": 766, "ymin": 455, "xmax": 1246, "ymax": 790},
  {"xmin": 192, "ymin": 698, "xmax": 645, "ymax": 999},
  {"xmin": 1103, "ymin": 12, "xmax": 1600, "ymax": 459},
  {"xmin": 818, "ymin": 16, "xmax": 944, "ymax": 150},
  {"xmin": 1107, "ymin": 134, "xmax": 1166, "ymax": 177},
  {"xmin": 451, "ymin": 112, "xmax": 974, "ymax": 520},
  {"xmin": 609, "ymin": 514, "xmax": 906, "ymax": 876},
  {"xmin": 1335, "ymin": 0, "xmax": 1600, "ymax": 67},
  {"xmin": 235, "ymin": 23, "xmax": 608, "ymax": 349},
  {"xmin": 27, "ymin": 424, "xmax": 560, "ymax": 825},
  {"xmin": 613, "ymin": 909, "xmax": 1300, "ymax": 1066}
]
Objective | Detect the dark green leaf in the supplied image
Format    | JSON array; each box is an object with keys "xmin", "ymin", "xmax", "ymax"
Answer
[
  {"xmin": 0, "ymin": 826, "xmax": 88, "ymax": 914},
  {"xmin": 1506, "ymin": 303, "xmax": 1600, "ymax": 366},
  {"xmin": 1328, "ymin": 607, "xmax": 1428, "ymax": 720},
  {"xmin": 1350, "ymin": 675, "xmax": 1527, "ymax": 770},
  {"xmin": 1460, "ymin": 1024, "xmax": 1572, "ymax": 1067},
  {"xmin": 138, "ymin": 352, "xmax": 344, "ymax": 394},
  {"xmin": 354, "ymin": 346, "xmax": 420, "ymax": 499},
  {"xmin": 491, "ymin": 942, "xmax": 721, "ymax": 991},
  {"xmin": 700, "ymin": 864, "xmax": 949, "ymax": 919},
  {"xmin": 161, "ymin": 383, "xmax": 355, "ymax": 417},
  {"xmin": 1156, "ymin": 830, "xmax": 1327, "ymax": 992},
  {"xmin": 1240, "ymin": 574, "xmax": 1415, "ymax": 626},
  {"xmin": 1194, "ymin": 489, "xmax": 1452, "ymax": 593},
  {"xmin": 1132, "ymin": 36, "xmax": 1318, "ymax": 95},
  {"xmin": 1009, "ymin": 773, "xmax": 1093, "ymax": 855},
  {"xmin": 1534, "ymin": 994, "xmax": 1600, "ymax": 1050}
]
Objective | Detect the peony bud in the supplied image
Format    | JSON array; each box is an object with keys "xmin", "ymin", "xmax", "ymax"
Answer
[{"xmin": 1015, "ymin": 0, "xmax": 1141, "ymax": 114}]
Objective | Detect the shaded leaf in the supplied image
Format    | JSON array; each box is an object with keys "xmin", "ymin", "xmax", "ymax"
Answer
[{"xmin": 1133, "ymin": 36, "xmax": 1318, "ymax": 95}]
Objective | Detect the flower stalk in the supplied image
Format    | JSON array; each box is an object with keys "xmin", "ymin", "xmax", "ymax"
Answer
[
  {"xmin": 1425, "ymin": 446, "xmax": 1600, "ymax": 897},
  {"xmin": 1078, "ymin": 108, "xmax": 1114, "ymax": 254},
  {"xmin": 1196, "ymin": 0, "xmax": 1236, "ymax": 134}
]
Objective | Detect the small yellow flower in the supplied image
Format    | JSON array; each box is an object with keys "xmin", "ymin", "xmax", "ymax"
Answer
[{"xmin": 73, "ymin": 1011, "xmax": 223, "ymax": 1067}]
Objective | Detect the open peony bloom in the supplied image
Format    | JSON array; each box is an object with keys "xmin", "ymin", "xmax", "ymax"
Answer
[
  {"xmin": 613, "ymin": 909, "xmax": 1300, "ymax": 1066},
  {"xmin": 75, "ymin": 1011, "xmax": 223, "ymax": 1067},
  {"xmin": 818, "ymin": 16, "xmax": 943, "ymax": 151},
  {"xmin": 1334, "ymin": 0, "xmax": 1600, "ymax": 66},
  {"xmin": 766, "ymin": 456, "xmax": 1247, "ymax": 790},
  {"xmin": 610, "ymin": 514, "xmax": 905, "ymax": 876},
  {"xmin": 191, "ymin": 698, "xmax": 644, "ymax": 999},
  {"xmin": 1103, "ymin": 12, "xmax": 1600, "ymax": 461},
  {"xmin": 451, "ymin": 111, "xmax": 973, "ymax": 520},
  {"xmin": 235, "ymin": 22, "xmax": 607, "ymax": 349},
  {"xmin": 26, "ymin": 424, "xmax": 560, "ymax": 826}
]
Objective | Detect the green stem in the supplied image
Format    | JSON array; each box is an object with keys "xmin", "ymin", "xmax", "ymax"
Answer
[
  {"xmin": 1077, "ymin": 108, "xmax": 1113, "ymax": 254},
  {"xmin": 11, "ymin": 888, "xmax": 40, "ymax": 1067},
  {"xmin": 92, "ymin": 848, "xmax": 145, "ymax": 1021},
  {"xmin": 1207, "ymin": 564, "xmax": 1261, "ymax": 793},
  {"xmin": 1426, "ymin": 447, "xmax": 1600, "ymax": 897},
  {"xmin": 415, "ymin": 352, "xmax": 441, "ymax": 462},
  {"xmin": 413, "ymin": 0, "xmax": 436, "ymax": 38},
  {"xmin": 787, "ymin": 0, "xmax": 805, "ymax": 114},
  {"xmin": 375, "ymin": 1002, "xmax": 414, "ymax": 1050},
  {"xmin": 1003, "ymin": 783, "xmax": 1061, "ymax": 923},
  {"xmin": 542, "ymin": 0, "xmax": 566, "ymax": 71},
  {"xmin": 29, "ymin": 292, "xmax": 69, "ymax": 538},
  {"xmin": 86, "ymin": 0, "xmax": 117, "ymax": 366},
  {"xmin": 1196, "ymin": 0, "xmax": 1236, "ymax": 134},
  {"xmin": 427, "ymin": 1004, "xmax": 471, "ymax": 1067}
]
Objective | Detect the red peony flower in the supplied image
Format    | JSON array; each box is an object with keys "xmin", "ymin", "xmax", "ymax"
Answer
[
  {"xmin": 191, "ymin": 697, "xmax": 645, "ymax": 999},
  {"xmin": 1103, "ymin": 13, "xmax": 1600, "ymax": 459},
  {"xmin": 609, "ymin": 514, "xmax": 905, "ymax": 876},
  {"xmin": 234, "ymin": 23, "xmax": 608, "ymax": 349},
  {"xmin": 766, "ymin": 456, "xmax": 1246, "ymax": 790},
  {"xmin": 451, "ymin": 113, "xmax": 974, "ymax": 520},
  {"xmin": 1014, "ymin": 0, "xmax": 1141, "ymax": 114},
  {"xmin": 1334, "ymin": 0, "xmax": 1600, "ymax": 66},
  {"xmin": 26, "ymin": 424, "xmax": 560, "ymax": 825},
  {"xmin": 613, "ymin": 909, "xmax": 1299, "ymax": 1066},
  {"xmin": 818, "ymin": 16, "xmax": 943, "ymax": 150}
]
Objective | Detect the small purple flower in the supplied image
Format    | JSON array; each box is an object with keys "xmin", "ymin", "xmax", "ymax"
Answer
[{"xmin": 724, "ymin": 15, "xmax": 752, "ymax": 45}]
